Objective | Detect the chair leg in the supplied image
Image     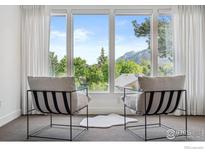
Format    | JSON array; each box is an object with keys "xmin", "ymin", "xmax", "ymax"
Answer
[
  {"xmin": 159, "ymin": 115, "xmax": 161, "ymax": 127},
  {"xmin": 145, "ymin": 114, "xmax": 147, "ymax": 141},
  {"xmin": 70, "ymin": 114, "xmax": 72, "ymax": 141},
  {"xmin": 50, "ymin": 114, "xmax": 53, "ymax": 128},
  {"xmin": 144, "ymin": 93, "xmax": 147, "ymax": 141},
  {"xmin": 185, "ymin": 113, "xmax": 187, "ymax": 140},
  {"xmin": 27, "ymin": 113, "xmax": 29, "ymax": 140},
  {"xmin": 185, "ymin": 90, "xmax": 188, "ymax": 140},
  {"xmin": 124, "ymin": 104, "xmax": 126, "ymax": 130},
  {"xmin": 26, "ymin": 91, "xmax": 29, "ymax": 140},
  {"xmin": 69, "ymin": 92, "xmax": 72, "ymax": 141},
  {"xmin": 86, "ymin": 105, "xmax": 89, "ymax": 130}
]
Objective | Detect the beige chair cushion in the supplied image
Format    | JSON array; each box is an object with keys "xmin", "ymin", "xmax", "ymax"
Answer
[
  {"xmin": 138, "ymin": 75, "xmax": 185, "ymax": 91},
  {"xmin": 115, "ymin": 74, "xmax": 141, "ymax": 89},
  {"xmin": 28, "ymin": 76, "xmax": 90, "ymax": 114},
  {"xmin": 124, "ymin": 75, "xmax": 185, "ymax": 114}
]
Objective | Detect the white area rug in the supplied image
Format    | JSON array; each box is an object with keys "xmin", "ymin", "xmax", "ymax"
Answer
[{"xmin": 80, "ymin": 113, "xmax": 138, "ymax": 128}]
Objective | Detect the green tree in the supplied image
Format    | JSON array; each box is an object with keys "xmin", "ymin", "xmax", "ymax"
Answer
[
  {"xmin": 101, "ymin": 60, "xmax": 108, "ymax": 82},
  {"xmin": 73, "ymin": 47, "xmax": 109, "ymax": 91},
  {"xmin": 132, "ymin": 18, "xmax": 151, "ymax": 49},
  {"xmin": 140, "ymin": 59, "xmax": 151, "ymax": 76},
  {"xmin": 116, "ymin": 60, "xmax": 144, "ymax": 77},
  {"xmin": 97, "ymin": 47, "xmax": 109, "ymax": 82},
  {"xmin": 97, "ymin": 47, "xmax": 107, "ymax": 66},
  {"xmin": 48, "ymin": 51, "xmax": 59, "ymax": 76},
  {"xmin": 57, "ymin": 56, "xmax": 67, "ymax": 76},
  {"xmin": 87, "ymin": 64, "xmax": 104, "ymax": 84},
  {"xmin": 158, "ymin": 17, "xmax": 173, "ymax": 58},
  {"xmin": 159, "ymin": 63, "xmax": 173, "ymax": 76},
  {"xmin": 132, "ymin": 17, "xmax": 173, "ymax": 75},
  {"xmin": 49, "ymin": 52, "xmax": 67, "ymax": 76},
  {"xmin": 73, "ymin": 57, "xmax": 89, "ymax": 83},
  {"xmin": 132, "ymin": 17, "xmax": 172, "ymax": 59}
]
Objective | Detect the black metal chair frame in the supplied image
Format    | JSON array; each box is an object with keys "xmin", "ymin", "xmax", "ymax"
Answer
[
  {"xmin": 123, "ymin": 87, "xmax": 188, "ymax": 141},
  {"xmin": 26, "ymin": 87, "xmax": 89, "ymax": 141}
]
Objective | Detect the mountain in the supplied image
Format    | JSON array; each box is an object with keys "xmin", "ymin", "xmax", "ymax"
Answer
[
  {"xmin": 116, "ymin": 49, "xmax": 172, "ymax": 66},
  {"xmin": 116, "ymin": 49, "xmax": 151, "ymax": 64}
]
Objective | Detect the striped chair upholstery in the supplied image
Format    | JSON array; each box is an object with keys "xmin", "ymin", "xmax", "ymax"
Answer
[
  {"xmin": 28, "ymin": 76, "xmax": 90, "ymax": 114},
  {"xmin": 124, "ymin": 75, "xmax": 185, "ymax": 115}
]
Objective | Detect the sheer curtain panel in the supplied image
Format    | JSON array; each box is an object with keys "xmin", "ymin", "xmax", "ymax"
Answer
[
  {"xmin": 174, "ymin": 5, "xmax": 205, "ymax": 115},
  {"xmin": 21, "ymin": 6, "xmax": 49, "ymax": 114}
]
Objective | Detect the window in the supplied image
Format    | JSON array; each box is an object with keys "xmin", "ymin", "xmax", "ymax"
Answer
[
  {"xmin": 49, "ymin": 15, "xmax": 67, "ymax": 77},
  {"xmin": 73, "ymin": 15, "xmax": 109, "ymax": 92},
  {"xmin": 48, "ymin": 7, "xmax": 174, "ymax": 93},
  {"xmin": 158, "ymin": 15, "xmax": 174, "ymax": 76},
  {"xmin": 115, "ymin": 15, "xmax": 151, "ymax": 88}
]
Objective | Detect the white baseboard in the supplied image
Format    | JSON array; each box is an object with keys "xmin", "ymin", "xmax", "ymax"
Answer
[{"xmin": 0, "ymin": 110, "xmax": 21, "ymax": 127}]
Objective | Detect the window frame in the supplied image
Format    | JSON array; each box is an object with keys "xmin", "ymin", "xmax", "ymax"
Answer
[
  {"xmin": 157, "ymin": 9, "xmax": 175, "ymax": 76},
  {"xmin": 48, "ymin": 6, "xmax": 174, "ymax": 94},
  {"xmin": 48, "ymin": 11, "xmax": 68, "ymax": 77},
  {"xmin": 72, "ymin": 13, "xmax": 110, "ymax": 93},
  {"xmin": 114, "ymin": 12, "xmax": 153, "ymax": 87}
]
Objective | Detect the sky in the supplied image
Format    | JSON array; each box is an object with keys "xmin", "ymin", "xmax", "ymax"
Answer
[{"xmin": 49, "ymin": 15, "xmax": 149, "ymax": 65}]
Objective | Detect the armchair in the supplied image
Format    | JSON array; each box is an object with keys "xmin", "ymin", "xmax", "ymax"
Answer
[
  {"xmin": 27, "ymin": 76, "xmax": 90, "ymax": 141},
  {"xmin": 123, "ymin": 75, "xmax": 188, "ymax": 141}
]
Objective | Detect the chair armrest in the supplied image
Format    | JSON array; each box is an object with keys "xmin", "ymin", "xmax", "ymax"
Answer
[
  {"xmin": 80, "ymin": 83, "xmax": 88, "ymax": 87},
  {"xmin": 123, "ymin": 86, "xmax": 142, "ymax": 92},
  {"xmin": 72, "ymin": 87, "xmax": 87, "ymax": 92},
  {"xmin": 115, "ymin": 85, "xmax": 141, "ymax": 92},
  {"xmin": 72, "ymin": 87, "xmax": 88, "ymax": 97},
  {"xmin": 122, "ymin": 87, "xmax": 142, "ymax": 101}
]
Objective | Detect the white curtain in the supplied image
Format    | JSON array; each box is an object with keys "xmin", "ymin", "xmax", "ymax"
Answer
[
  {"xmin": 174, "ymin": 5, "xmax": 205, "ymax": 115},
  {"xmin": 21, "ymin": 6, "xmax": 49, "ymax": 114}
]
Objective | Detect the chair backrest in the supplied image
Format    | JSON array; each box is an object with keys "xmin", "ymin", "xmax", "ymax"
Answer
[
  {"xmin": 115, "ymin": 74, "xmax": 140, "ymax": 89},
  {"xmin": 137, "ymin": 75, "xmax": 185, "ymax": 115},
  {"xmin": 27, "ymin": 76, "xmax": 78, "ymax": 114}
]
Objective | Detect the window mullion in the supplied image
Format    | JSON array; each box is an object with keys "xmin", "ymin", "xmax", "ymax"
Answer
[
  {"xmin": 67, "ymin": 9, "xmax": 72, "ymax": 76},
  {"xmin": 109, "ymin": 10, "xmax": 115, "ymax": 93},
  {"xmin": 151, "ymin": 9, "xmax": 158, "ymax": 76}
]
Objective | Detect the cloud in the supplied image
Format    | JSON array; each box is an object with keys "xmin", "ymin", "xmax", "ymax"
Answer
[
  {"xmin": 50, "ymin": 31, "xmax": 66, "ymax": 39},
  {"xmin": 116, "ymin": 19, "xmax": 129, "ymax": 27},
  {"xmin": 74, "ymin": 28, "xmax": 92, "ymax": 42},
  {"xmin": 49, "ymin": 45, "xmax": 66, "ymax": 60},
  {"xmin": 115, "ymin": 35, "xmax": 125, "ymax": 43}
]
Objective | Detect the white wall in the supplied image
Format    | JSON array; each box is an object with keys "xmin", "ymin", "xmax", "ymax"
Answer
[{"xmin": 0, "ymin": 6, "xmax": 21, "ymax": 127}]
